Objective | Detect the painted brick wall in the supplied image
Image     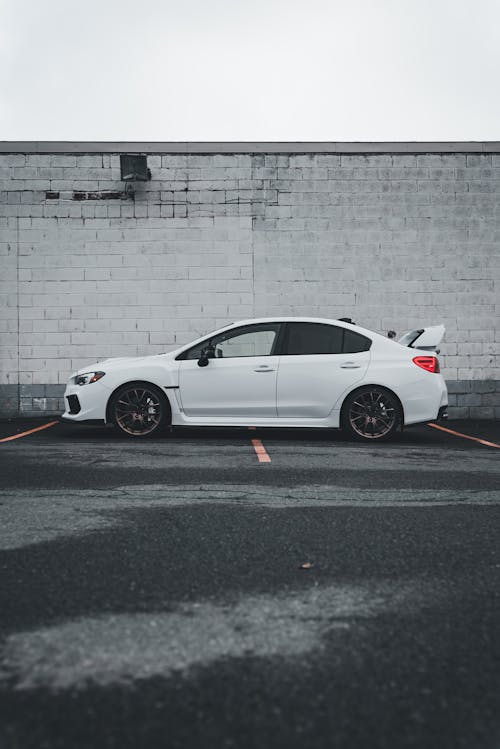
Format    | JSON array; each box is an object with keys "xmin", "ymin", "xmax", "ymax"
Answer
[{"xmin": 1, "ymin": 149, "xmax": 499, "ymax": 418}]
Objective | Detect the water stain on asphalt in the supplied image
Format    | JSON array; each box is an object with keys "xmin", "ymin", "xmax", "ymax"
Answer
[{"xmin": 0, "ymin": 580, "xmax": 435, "ymax": 692}]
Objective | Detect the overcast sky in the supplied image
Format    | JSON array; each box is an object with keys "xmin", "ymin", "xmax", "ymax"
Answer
[{"xmin": 0, "ymin": 0, "xmax": 499, "ymax": 141}]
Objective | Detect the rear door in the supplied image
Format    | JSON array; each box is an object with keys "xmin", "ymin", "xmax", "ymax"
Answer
[{"xmin": 276, "ymin": 322, "xmax": 370, "ymax": 418}]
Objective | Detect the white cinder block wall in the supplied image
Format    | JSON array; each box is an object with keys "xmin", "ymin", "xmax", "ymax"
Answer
[{"xmin": 1, "ymin": 144, "xmax": 499, "ymax": 418}]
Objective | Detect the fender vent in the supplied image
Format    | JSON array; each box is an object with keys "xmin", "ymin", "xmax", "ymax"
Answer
[{"xmin": 67, "ymin": 394, "xmax": 81, "ymax": 414}]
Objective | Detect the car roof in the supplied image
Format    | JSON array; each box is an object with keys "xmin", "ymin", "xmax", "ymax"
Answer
[
  {"xmin": 223, "ymin": 317, "xmax": 375, "ymax": 337},
  {"xmin": 170, "ymin": 316, "xmax": 387, "ymax": 358}
]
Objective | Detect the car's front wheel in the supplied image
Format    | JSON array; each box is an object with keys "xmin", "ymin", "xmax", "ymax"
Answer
[
  {"xmin": 109, "ymin": 383, "xmax": 170, "ymax": 437},
  {"xmin": 342, "ymin": 386, "xmax": 401, "ymax": 441}
]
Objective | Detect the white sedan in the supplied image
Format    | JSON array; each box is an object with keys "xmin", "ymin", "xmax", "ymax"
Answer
[{"xmin": 62, "ymin": 317, "xmax": 448, "ymax": 441}]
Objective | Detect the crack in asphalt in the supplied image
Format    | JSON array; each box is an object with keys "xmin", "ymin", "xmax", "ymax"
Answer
[{"xmin": 1, "ymin": 483, "xmax": 500, "ymax": 551}]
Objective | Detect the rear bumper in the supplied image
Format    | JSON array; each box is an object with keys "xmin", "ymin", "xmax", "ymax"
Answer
[
  {"xmin": 400, "ymin": 373, "xmax": 448, "ymax": 426},
  {"xmin": 437, "ymin": 405, "xmax": 448, "ymax": 421}
]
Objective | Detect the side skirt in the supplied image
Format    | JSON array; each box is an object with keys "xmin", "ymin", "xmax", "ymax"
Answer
[{"xmin": 170, "ymin": 413, "xmax": 340, "ymax": 429}]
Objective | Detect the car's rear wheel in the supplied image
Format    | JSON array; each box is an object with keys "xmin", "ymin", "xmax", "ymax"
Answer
[
  {"xmin": 109, "ymin": 383, "xmax": 170, "ymax": 437},
  {"xmin": 342, "ymin": 386, "xmax": 401, "ymax": 441}
]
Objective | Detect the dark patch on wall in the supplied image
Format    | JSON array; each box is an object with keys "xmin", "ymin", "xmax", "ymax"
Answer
[{"xmin": 72, "ymin": 191, "xmax": 127, "ymax": 201}]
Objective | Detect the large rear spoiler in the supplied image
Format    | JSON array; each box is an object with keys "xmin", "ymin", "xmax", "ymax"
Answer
[{"xmin": 397, "ymin": 325, "xmax": 445, "ymax": 351}]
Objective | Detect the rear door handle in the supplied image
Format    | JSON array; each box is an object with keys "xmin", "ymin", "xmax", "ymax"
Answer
[
  {"xmin": 340, "ymin": 362, "xmax": 361, "ymax": 369},
  {"xmin": 254, "ymin": 367, "xmax": 275, "ymax": 372}
]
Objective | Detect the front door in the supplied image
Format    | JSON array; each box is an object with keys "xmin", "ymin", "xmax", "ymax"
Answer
[{"xmin": 178, "ymin": 323, "xmax": 281, "ymax": 418}]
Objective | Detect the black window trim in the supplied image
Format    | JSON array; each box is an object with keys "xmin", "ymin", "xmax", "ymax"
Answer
[
  {"xmin": 280, "ymin": 322, "xmax": 372, "ymax": 356},
  {"xmin": 175, "ymin": 322, "xmax": 284, "ymax": 361}
]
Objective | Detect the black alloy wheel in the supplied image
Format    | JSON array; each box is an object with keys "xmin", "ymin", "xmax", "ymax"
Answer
[
  {"xmin": 343, "ymin": 386, "xmax": 401, "ymax": 441},
  {"xmin": 110, "ymin": 384, "xmax": 169, "ymax": 437}
]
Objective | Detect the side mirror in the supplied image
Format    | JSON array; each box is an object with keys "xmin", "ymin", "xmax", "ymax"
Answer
[{"xmin": 197, "ymin": 345, "xmax": 214, "ymax": 367}]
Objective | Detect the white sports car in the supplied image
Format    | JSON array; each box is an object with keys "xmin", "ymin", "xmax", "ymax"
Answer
[{"xmin": 62, "ymin": 317, "xmax": 448, "ymax": 441}]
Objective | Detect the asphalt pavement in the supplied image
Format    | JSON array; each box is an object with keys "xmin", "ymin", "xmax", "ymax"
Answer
[{"xmin": 1, "ymin": 418, "xmax": 499, "ymax": 749}]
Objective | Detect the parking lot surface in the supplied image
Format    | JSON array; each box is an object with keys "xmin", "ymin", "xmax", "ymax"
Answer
[{"xmin": 1, "ymin": 418, "xmax": 499, "ymax": 748}]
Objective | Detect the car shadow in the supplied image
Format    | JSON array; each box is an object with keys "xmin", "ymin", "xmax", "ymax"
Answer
[{"xmin": 54, "ymin": 420, "xmax": 447, "ymax": 448}]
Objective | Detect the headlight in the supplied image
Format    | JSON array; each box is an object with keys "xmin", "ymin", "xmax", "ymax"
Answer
[{"xmin": 73, "ymin": 371, "xmax": 105, "ymax": 386}]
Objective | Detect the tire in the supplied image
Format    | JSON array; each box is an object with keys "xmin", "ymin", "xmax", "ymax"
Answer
[
  {"xmin": 341, "ymin": 386, "xmax": 402, "ymax": 442},
  {"xmin": 109, "ymin": 383, "xmax": 170, "ymax": 437}
]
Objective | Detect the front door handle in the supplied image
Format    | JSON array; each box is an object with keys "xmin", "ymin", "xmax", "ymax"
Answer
[
  {"xmin": 340, "ymin": 362, "xmax": 361, "ymax": 369},
  {"xmin": 254, "ymin": 367, "xmax": 275, "ymax": 372}
]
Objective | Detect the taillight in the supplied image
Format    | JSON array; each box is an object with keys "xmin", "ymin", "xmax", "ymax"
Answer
[{"xmin": 413, "ymin": 356, "xmax": 440, "ymax": 373}]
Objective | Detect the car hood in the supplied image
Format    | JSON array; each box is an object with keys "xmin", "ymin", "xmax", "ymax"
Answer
[{"xmin": 73, "ymin": 352, "xmax": 178, "ymax": 377}]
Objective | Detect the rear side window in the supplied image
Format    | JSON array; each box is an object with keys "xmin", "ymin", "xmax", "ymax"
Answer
[
  {"xmin": 343, "ymin": 329, "xmax": 371, "ymax": 353},
  {"xmin": 285, "ymin": 323, "xmax": 344, "ymax": 355},
  {"xmin": 284, "ymin": 323, "xmax": 371, "ymax": 355}
]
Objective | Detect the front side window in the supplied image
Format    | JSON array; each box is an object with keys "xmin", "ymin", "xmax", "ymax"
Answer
[{"xmin": 178, "ymin": 324, "xmax": 281, "ymax": 360}]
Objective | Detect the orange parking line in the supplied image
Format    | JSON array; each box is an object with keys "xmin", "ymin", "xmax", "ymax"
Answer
[
  {"xmin": 251, "ymin": 438, "xmax": 271, "ymax": 463},
  {"xmin": 428, "ymin": 422, "xmax": 500, "ymax": 449},
  {"xmin": 0, "ymin": 420, "xmax": 59, "ymax": 443}
]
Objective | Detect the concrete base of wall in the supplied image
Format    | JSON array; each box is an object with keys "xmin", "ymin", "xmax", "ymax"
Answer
[
  {"xmin": 0, "ymin": 385, "xmax": 20, "ymax": 418},
  {"xmin": 0, "ymin": 384, "xmax": 66, "ymax": 418},
  {"xmin": 1, "ymin": 382, "xmax": 498, "ymax": 421},
  {"xmin": 446, "ymin": 381, "xmax": 500, "ymax": 419}
]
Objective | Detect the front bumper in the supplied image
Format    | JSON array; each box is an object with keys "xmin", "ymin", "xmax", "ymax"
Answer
[{"xmin": 62, "ymin": 380, "xmax": 109, "ymax": 422}]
